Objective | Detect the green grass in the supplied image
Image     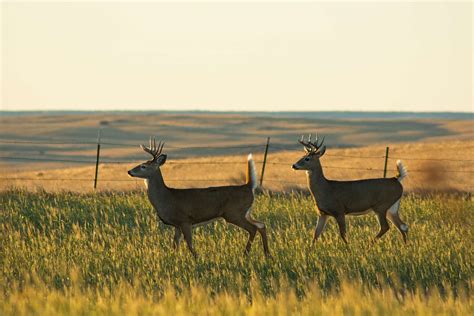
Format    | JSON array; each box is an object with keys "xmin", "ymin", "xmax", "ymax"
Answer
[{"xmin": 1, "ymin": 189, "xmax": 472, "ymax": 315}]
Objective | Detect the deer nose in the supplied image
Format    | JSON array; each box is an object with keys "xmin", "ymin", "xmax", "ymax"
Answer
[
  {"xmin": 127, "ymin": 170, "xmax": 133, "ymax": 176},
  {"xmin": 292, "ymin": 164, "xmax": 298, "ymax": 170}
]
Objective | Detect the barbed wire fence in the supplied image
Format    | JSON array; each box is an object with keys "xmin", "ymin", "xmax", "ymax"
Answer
[{"xmin": 0, "ymin": 136, "xmax": 473, "ymax": 190}]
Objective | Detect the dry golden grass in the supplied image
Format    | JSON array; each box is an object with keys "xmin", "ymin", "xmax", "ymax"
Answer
[
  {"xmin": 1, "ymin": 190, "xmax": 472, "ymax": 315},
  {"xmin": 2, "ymin": 140, "xmax": 472, "ymax": 193}
]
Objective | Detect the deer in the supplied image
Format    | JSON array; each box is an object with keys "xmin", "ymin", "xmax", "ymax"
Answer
[
  {"xmin": 292, "ymin": 134, "xmax": 409, "ymax": 244},
  {"xmin": 127, "ymin": 137, "xmax": 270, "ymax": 258}
]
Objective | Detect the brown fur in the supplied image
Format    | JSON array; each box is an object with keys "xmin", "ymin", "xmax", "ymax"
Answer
[
  {"xmin": 293, "ymin": 139, "xmax": 408, "ymax": 244},
  {"xmin": 128, "ymin": 148, "xmax": 270, "ymax": 258}
]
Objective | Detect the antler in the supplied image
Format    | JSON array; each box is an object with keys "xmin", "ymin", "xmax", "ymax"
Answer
[
  {"xmin": 140, "ymin": 137, "xmax": 164, "ymax": 161},
  {"xmin": 298, "ymin": 133, "xmax": 325, "ymax": 153}
]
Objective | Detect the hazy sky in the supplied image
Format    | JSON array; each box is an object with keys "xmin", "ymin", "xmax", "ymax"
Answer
[{"xmin": 1, "ymin": 1, "xmax": 472, "ymax": 112}]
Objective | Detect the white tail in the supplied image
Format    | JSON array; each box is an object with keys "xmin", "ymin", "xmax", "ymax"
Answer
[
  {"xmin": 247, "ymin": 154, "xmax": 257, "ymax": 191},
  {"xmin": 388, "ymin": 160, "xmax": 408, "ymax": 234},
  {"xmin": 388, "ymin": 160, "xmax": 408, "ymax": 225},
  {"xmin": 396, "ymin": 160, "xmax": 408, "ymax": 182}
]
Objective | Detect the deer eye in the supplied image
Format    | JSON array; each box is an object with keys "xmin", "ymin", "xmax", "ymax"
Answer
[
  {"xmin": 305, "ymin": 157, "xmax": 310, "ymax": 161},
  {"xmin": 140, "ymin": 165, "xmax": 146, "ymax": 169}
]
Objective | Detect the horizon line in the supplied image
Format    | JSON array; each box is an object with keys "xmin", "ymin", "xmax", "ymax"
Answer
[{"xmin": 1, "ymin": 109, "xmax": 472, "ymax": 114}]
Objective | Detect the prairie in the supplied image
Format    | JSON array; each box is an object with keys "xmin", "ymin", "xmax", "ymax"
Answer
[
  {"xmin": 1, "ymin": 112, "xmax": 472, "ymax": 314},
  {"xmin": 0, "ymin": 190, "xmax": 472, "ymax": 315}
]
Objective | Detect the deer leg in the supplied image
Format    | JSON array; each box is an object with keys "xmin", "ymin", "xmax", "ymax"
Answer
[
  {"xmin": 225, "ymin": 217, "xmax": 258, "ymax": 255},
  {"xmin": 173, "ymin": 227, "xmax": 182, "ymax": 249},
  {"xmin": 244, "ymin": 226, "xmax": 258, "ymax": 255},
  {"xmin": 335, "ymin": 215, "xmax": 348, "ymax": 244},
  {"xmin": 313, "ymin": 214, "xmax": 329, "ymax": 245},
  {"xmin": 387, "ymin": 212, "xmax": 408, "ymax": 243},
  {"xmin": 256, "ymin": 224, "xmax": 271, "ymax": 258},
  {"xmin": 374, "ymin": 212, "xmax": 390, "ymax": 241},
  {"xmin": 180, "ymin": 223, "xmax": 197, "ymax": 259},
  {"xmin": 246, "ymin": 216, "xmax": 271, "ymax": 257},
  {"xmin": 241, "ymin": 220, "xmax": 259, "ymax": 255},
  {"xmin": 243, "ymin": 208, "xmax": 270, "ymax": 257}
]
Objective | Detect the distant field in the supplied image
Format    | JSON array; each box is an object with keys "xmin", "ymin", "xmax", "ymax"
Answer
[
  {"xmin": 1, "ymin": 140, "xmax": 473, "ymax": 193},
  {"xmin": 1, "ymin": 190, "xmax": 472, "ymax": 315},
  {"xmin": 0, "ymin": 112, "xmax": 473, "ymax": 193},
  {"xmin": 1, "ymin": 112, "xmax": 472, "ymax": 157},
  {"xmin": 1, "ymin": 112, "xmax": 472, "ymax": 315}
]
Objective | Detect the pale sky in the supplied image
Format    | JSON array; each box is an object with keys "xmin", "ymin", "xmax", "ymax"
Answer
[{"xmin": 1, "ymin": 1, "xmax": 472, "ymax": 112}]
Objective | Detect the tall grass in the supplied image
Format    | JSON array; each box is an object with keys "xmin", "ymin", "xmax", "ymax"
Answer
[{"xmin": 1, "ymin": 189, "xmax": 472, "ymax": 315}]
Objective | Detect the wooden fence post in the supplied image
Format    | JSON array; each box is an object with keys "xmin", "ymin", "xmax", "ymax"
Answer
[
  {"xmin": 383, "ymin": 146, "xmax": 389, "ymax": 178},
  {"xmin": 260, "ymin": 137, "xmax": 270, "ymax": 187},
  {"xmin": 93, "ymin": 129, "xmax": 102, "ymax": 189}
]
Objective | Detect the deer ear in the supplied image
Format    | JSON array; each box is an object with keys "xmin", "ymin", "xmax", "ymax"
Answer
[
  {"xmin": 318, "ymin": 146, "xmax": 326, "ymax": 157},
  {"xmin": 158, "ymin": 154, "xmax": 167, "ymax": 166}
]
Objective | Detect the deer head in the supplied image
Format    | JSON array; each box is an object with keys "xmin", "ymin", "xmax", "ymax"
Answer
[
  {"xmin": 292, "ymin": 134, "xmax": 326, "ymax": 170},
  {"xmin": 128, "ymin": 137, "xmax": 167, "ymax": 178}
]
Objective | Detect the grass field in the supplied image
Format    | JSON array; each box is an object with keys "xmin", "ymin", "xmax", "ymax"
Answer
[{"xmin": 1, "ymin": 189, "xmax": 472, "ymax": 315}]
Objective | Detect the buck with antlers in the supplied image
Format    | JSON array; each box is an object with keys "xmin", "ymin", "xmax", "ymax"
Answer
[
  {"xmin": 127, "ymin": 138, "xmax": 270, "ymax": 258},
  {"xmin": 292, "ymin": 135, "xmax": 409, "ymax": 244}
]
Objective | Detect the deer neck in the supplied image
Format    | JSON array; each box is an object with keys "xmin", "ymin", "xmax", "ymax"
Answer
[
  {"xmin": 306, "ymin": 160, "xmax": 329, "ymax": 196},
  {"xmin": 145, "ymin": 168, "xmax": 169, "ymax": 206}
]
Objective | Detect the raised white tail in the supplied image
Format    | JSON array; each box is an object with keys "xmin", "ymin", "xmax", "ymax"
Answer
[
  {"xmin": 387, "ymin": 160, "xmax": 409, "ymax": 239},
  {"xmin": 396, "ymin": 160, "xmax": 408, "ymax": 182},
  {"xmin": 389, "ymin": 160, "xmax": 408, "ymax": 214},
  {"xmin": 247, "ymin": 154, "xmax": 258, "ymax": 191}
]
